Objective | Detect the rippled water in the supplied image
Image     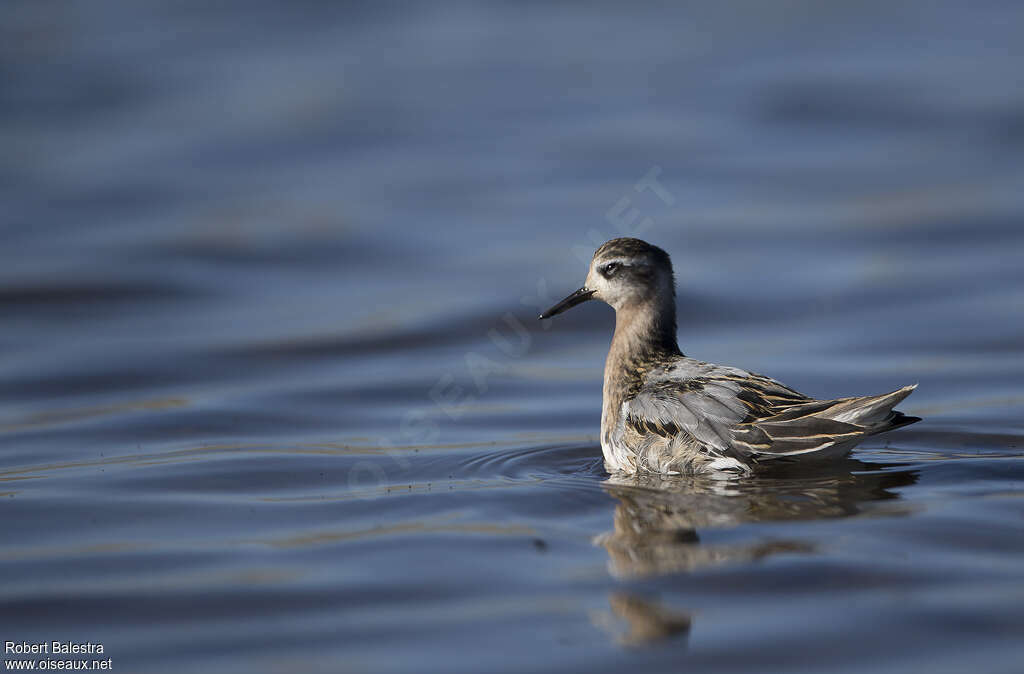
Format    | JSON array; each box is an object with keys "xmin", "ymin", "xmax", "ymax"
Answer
[{"xmin": 3, "ymin": 2, "xmax": 1024, "ymax": 672}]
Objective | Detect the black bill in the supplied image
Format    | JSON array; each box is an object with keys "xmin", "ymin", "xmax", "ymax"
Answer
[{"xmin": 539, "ymin": 287, "xmax": 596, "ymax": 319}]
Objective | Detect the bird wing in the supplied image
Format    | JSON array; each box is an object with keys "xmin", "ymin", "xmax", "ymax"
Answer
[{"xmin": 621, "ymin": 359, "xmax": 877, "ymax": 463}]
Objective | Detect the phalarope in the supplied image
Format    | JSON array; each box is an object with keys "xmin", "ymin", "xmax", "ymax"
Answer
[{"xmin": 540, "ymin": 238, "xmax": 919, "ymax": 475}]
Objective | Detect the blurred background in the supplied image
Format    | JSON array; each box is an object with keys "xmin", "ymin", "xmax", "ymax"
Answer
[{"xmin": 2, "ymin": 2, "xmax": 1023, "ymax": 673}]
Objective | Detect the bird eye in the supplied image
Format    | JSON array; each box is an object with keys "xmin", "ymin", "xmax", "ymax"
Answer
[{"xmin": 601, "ymin": 262, "xmax": 620, "ymax": 278}]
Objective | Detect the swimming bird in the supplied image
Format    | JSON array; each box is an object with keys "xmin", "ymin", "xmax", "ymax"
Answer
[{"xmin": 539, "ymin": 238, "xmax": 919, "ymax": 475}]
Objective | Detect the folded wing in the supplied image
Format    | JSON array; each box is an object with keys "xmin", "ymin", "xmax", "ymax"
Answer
[{"xmin": 621, "ymin": 359, "xmax": 919, "ymax": 465}]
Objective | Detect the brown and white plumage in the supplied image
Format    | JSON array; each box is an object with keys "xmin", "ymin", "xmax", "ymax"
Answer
[{"xmin": 540, "ymin": 237, "xmax": 920, "ymax": 475}]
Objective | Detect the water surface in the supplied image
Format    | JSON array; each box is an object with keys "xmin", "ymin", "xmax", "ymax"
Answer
[{"xmin": 2, "ymin": 2, "xmax": 1024, "ymax": 672}]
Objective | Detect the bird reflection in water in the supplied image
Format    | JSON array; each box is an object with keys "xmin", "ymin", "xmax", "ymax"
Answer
[
  {"xmin": 591, "ymin": 459, "xmax": 918, "ymax": 646},
  {"xmin": 591, "ymin": 593, "xmax": 694, "ymax": 647}
]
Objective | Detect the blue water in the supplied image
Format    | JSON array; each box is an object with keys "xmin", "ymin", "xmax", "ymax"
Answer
[{"xmin": 3, "ymin": 2, "xmax": 1024, "ymax": 672}]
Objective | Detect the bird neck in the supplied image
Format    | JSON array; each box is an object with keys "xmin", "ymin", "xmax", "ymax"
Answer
[
  {"xmin": 609, "ymin": 296, "xmax": 681, "ymax": 366},
  {"xmin": 601, "ymin": 296, "xmax": 682, "ymax": 437}
]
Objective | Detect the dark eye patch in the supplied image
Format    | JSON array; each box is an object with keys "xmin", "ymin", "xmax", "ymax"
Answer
[{"xmin": 600, "ymin": 261, "xmax": 621, "ymax": 278}]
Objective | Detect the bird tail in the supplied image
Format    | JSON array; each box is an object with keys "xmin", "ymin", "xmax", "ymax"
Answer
[
  {"xmin": 745, "ymin": 384, "xmax": 920, "ymax": 464},
  {"xmin": 822, "ymin": 384, "xmax": 920, "ymax": 434}
]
